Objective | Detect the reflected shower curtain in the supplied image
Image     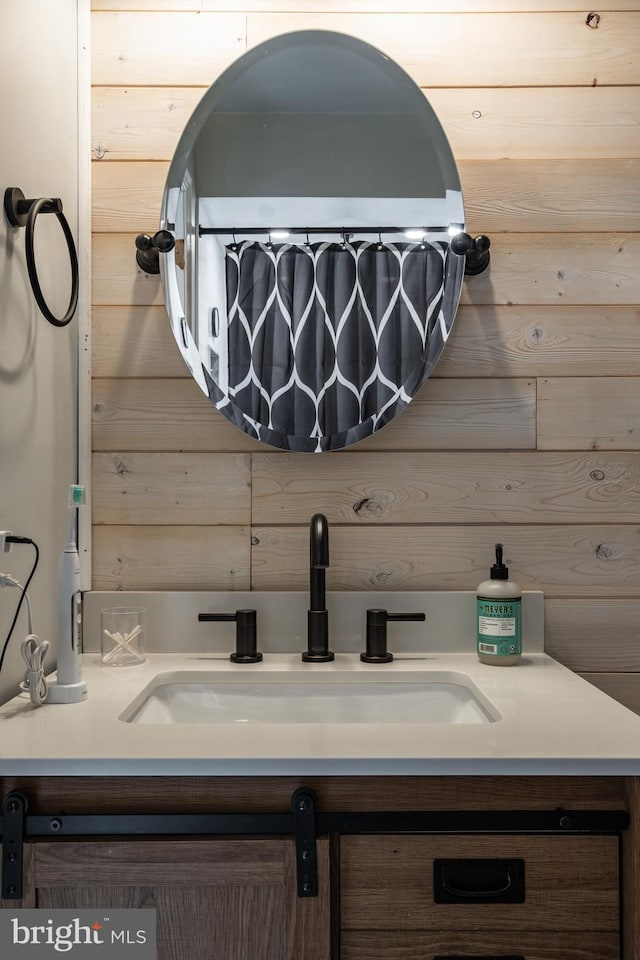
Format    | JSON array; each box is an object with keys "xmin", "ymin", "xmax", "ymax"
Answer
[{"xmin": 224, "ymin": 240, "xmax": 448, "ymax": 451}]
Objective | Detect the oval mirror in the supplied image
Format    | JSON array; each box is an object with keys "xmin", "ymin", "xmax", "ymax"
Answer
[{"xmin": 160, "ymin": 30, "xmax": 466, "ymax": 452}]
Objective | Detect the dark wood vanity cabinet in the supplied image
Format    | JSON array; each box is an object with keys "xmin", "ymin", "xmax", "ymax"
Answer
[
  {"xmin": 1, "ymin": 775, "xmax": 637, "ymax": 960},
  {"xmin": 340, "ymin": 833, "xmax": 620, "ymax": 960},
  {"xmin": 5, "ymin": 837, "xmax": 330, "ymax": 960}
]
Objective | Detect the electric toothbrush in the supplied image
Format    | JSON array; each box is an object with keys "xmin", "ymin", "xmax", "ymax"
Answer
[{"xmin": 46, "ymin": 484, "xmax": 88, "ymax": 703}]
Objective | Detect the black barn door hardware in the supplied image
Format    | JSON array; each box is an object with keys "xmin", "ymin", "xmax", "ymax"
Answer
[
  {"xmin": 1, "ymin": 791, "xmax": 27, "ymax": 900},
  {"xmin": 1, "ymin": 790, "xmax": 628, "ymax": 901},
  {"xmin": 291, "ymin": 787, "xmax": 318, "ymax": 897}
]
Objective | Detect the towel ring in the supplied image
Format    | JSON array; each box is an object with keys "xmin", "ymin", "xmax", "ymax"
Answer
[{"xmin": 4, "ymin": 187, "xmax": 78, "ymax": 328}]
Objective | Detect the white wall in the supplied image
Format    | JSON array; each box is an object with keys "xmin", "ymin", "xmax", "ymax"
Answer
[{"xmin": 0, "ymin": 0, "xmax": 81, "ymax": 703}]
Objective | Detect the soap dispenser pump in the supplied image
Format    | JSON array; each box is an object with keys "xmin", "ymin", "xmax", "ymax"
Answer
[{"xmin": 476, "ymin": 543, "xmax": 522, "ymax": 666}]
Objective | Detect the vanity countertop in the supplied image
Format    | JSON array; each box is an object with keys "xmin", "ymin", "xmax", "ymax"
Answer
[{"xmin": 2, "ymin": 651, "xmax": 640, "ymax": 777}]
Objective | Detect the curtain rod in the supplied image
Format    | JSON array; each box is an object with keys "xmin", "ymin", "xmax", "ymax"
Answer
[{"xmin": 198, "ymin": 226, "xmax": 450, "ymax": 237}]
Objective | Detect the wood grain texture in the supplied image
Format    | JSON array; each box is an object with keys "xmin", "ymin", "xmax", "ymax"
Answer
[
  {"xmin": 246, "ymin": 12, "xmax": 640, "ymax": 88},
  {"xmin": 92, "ymin": 159, "xmax": 167, "ymax": 230},
  {"xmin": 92, "ymin": 452, "xmax": 251, "ymax": 524},
  {"xmin": 458, "ymin": 234, "xmax": 640, "ymax": 306},
  {"xmin": 91, "ymin": 11, "xmax": 246, "ymax": 85},
  {"xmin": 429, "ymin": 85, "xmax": 640, "ymax": 161},
  {"xmin": 341, "ymin": 930, "xmax": 619, "ymax": 960},
  {"xmin": 92, "ymin": 524, "xmax": 250, "ymax": 589},
  {"xmin": 91, "ymin": 160, "xmax": 169, "ymax": 233},
  {"xmin": 91, "ymin": 306, "xmax": 187, "ymax": 378},
  {"xmin": 462, "ymin": 159, "xmax": 640, "ymax": 232},
  {"xmin": 354, "ymin": 378, "xmax": 536, "ymax": 451},
  {"xmin": 92, "ymin": 378, "xmax": 262, "ymax": 452},
  {"xmin": 93, "ymin": 233, "xmax": 640, "ymax": 307},
  {"xmin": 38, "ymin": 885, "xmax": 288, "ymax": 960},
  {"xmin": 1, "ymin": 775, "xmax": 624, "ymax": 815},
  {"xmin": 92, "ymin": 304, "xmax": 640, "ymax": 380},
  {"xmin": 33, "ymin": 837, "xmax": 330, "ymax": 960},
  {"xmin": 34, "ymin": 840, "xmax": 293, "ymax": 960},
  {"xmin": 546, "ymin": 599, "xmax": 640, "ymax": 673},
  {"xmin": 91, "ymin": 158, "xmax": 640, "ymax": 233},
  {"xmin": 580, "ymin": 674, "xmax": 640, "ymax": 716},
  {"xmin": 252, "ymin": 451, "xmax": 640, "ymax": 525},
  {"xmin": 93, "ymin": 233, "xmax": 163, "ymax": 307},
  {"xmin": 538, "ymin": 377, "xmax": 640, "ymax": 450},
  {"xmin": 91, "ymin": 2, "xmax": 640, "ymax": 12},
  {"xmin": 439, "ymin": 305, "xmax": 640, "ymax": 378},
  {"xmin": 87, "ymin": 2, "xmax": 640, "ymax": 673},
  {"xmin": 91, "ymin": 377, "xmax": 535, "ymax": 452},
  {"xmin": 340, "ymin": 834, "xmax": 619, "ymax": 931},
  {"xmin": 34, "ymin": 839, "xmax": 286, "ymax": 885},
  {"xmin": 92, "ymin": 86, "xmax": 204, "ymax": 161},
  {"xmin": 92, "ymin": 10, "xmax": 640, "ymax": 88},
  {"xmin": 90, "ymin": 85, "xmax": 640, "ymax": 162},
  {"xmin": 251, "ymin": 525, "xmax": 640, "ymax": 596}
]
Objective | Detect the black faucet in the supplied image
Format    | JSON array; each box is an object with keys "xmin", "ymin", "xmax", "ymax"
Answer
[{"xmin": 302, "ymin": 513, "xmax": 334, "ymax": 662}]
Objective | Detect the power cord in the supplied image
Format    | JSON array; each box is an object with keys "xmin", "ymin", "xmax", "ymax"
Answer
[
  {"xmin": 0, "ymin": 573, "xmax": 33, "ymax": 627},
  {"xmin": 1, "ymin": 568, "xmax": 49, "ymax": 704},
  {"xmin": 20, "ymin": 633, "xmax": 50, "ymax": 704},
  {"xmin": 0, "ymin": 536, "xmax": 40, "ymax": 680}
]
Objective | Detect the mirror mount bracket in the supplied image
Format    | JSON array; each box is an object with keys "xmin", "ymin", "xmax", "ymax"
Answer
[
  {"xmin": 135, "ymin": 230, "xmax": 176, "ymax": 275},
  {"xmin": 464, "ymin": 234, "xmax": 491, "ymax": 276},
  {"xmin": 451, "ymin": 232, "xmax": 491, "ymax": 276}
]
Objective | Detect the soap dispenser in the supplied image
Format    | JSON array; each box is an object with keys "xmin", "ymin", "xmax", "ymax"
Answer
[{"xmin": 476, "ymin": 543, "xmax": 521, "ymax": 666}]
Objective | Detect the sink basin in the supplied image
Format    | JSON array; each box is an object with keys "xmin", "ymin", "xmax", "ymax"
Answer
[{"xmin": 120, "ymin": 670, "xmax": 500, "ymax": 725}]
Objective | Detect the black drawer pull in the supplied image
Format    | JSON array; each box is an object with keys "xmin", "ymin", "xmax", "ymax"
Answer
[{"xmin": 433, "ymin": 858, "xmax": 525, "ymax": 904}]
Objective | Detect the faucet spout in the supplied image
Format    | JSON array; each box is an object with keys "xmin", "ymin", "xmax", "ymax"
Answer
[
  {"xmin": 309, "ymin": 513, "xmax": 329, "ymax": 611},
  {"xmin": 310, "ymin": 513, "xmax": 329, "ymax": 569},
  {"xmin": 303, "ymin": 513, "xmax": 334, "ymax": 662}
]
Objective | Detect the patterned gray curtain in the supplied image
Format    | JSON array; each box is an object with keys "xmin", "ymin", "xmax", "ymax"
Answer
[{"xmin": 223, "ymin": 239, "xmax": 449, "ymax": 451}]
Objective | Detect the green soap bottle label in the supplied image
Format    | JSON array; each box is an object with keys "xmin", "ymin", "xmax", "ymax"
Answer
[{"xmin": 476, "ymin": 597, "xmax": 522, "ymax": 657}]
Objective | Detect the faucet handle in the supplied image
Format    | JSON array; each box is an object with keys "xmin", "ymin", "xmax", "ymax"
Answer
[
  {"xmin": 198, "ymin": 609, "xmax": 262, "ymax": 663},
  {"xmin": 361, "ymin": 609, "xmax": 426, "ymax": 664}
]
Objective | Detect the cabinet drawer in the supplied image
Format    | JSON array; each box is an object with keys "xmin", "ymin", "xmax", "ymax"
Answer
[
  {"xmin": 341, "ymin": 929, "xmax": 619, "ymax": 960},
  {"xmin": 340, "ymin": 835, "xmax": 619, "ymax": 932}
]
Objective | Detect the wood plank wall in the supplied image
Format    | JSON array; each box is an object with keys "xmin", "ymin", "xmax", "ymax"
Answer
[{"xmin": 90, "ymin": 1, "xmax": 640, "ymax": 710}]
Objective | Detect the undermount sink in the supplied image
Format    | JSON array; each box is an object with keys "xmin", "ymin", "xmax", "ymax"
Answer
[{"xmin": 120, "ymin": 670, "xmax": 500, "ymax": 725}]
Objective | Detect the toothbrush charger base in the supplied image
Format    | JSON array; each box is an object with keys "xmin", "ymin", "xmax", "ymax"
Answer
[{"xmin": 46, "ymin": 679, "xmax": 88, "ymax": 704}]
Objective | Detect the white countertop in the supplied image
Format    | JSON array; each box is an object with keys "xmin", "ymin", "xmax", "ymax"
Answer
[{"xmin": 2, "ymin": 651, "xmax": 640, "ymax": 776}]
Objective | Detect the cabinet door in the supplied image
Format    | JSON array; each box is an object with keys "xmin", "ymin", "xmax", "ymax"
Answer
[{"xmin": 21, "ymin": 837, "xmax": 330, "ymax": 960}]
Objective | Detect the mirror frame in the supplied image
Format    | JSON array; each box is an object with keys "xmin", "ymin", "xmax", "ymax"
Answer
[{"xmin": 160, "ymin": 30, "xmax": 466, "ymax": 452}]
